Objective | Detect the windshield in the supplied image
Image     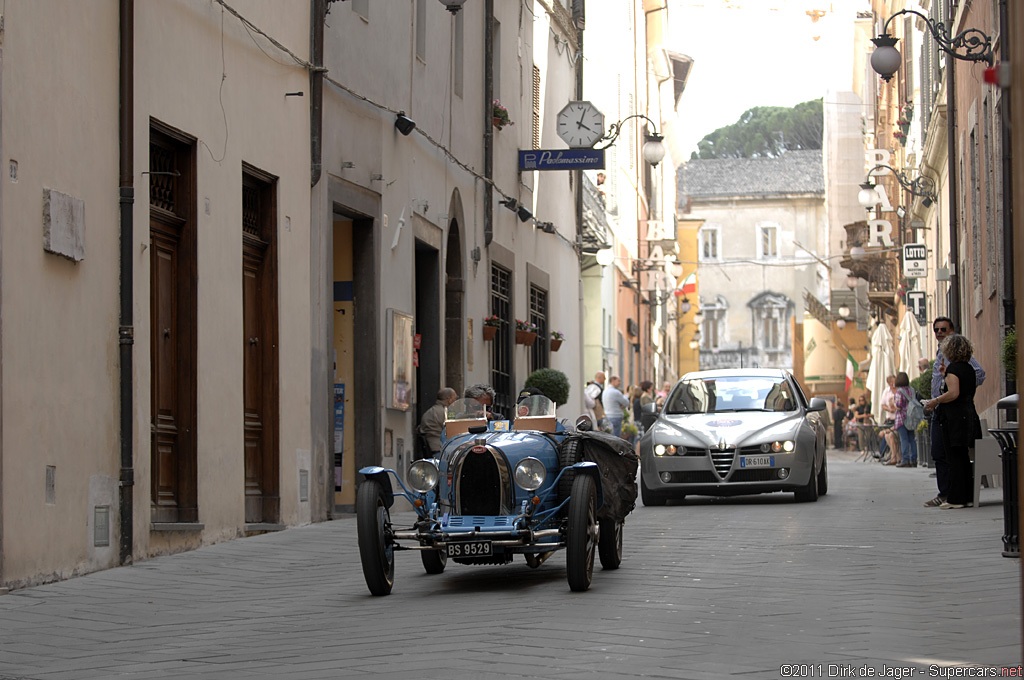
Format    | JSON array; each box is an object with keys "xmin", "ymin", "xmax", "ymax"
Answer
[
  {"xmin": 445, "ymin": 398, "xmax": 489, "ymax": 422},
  {"xmin": 665, "ymin": 376, "xmax": 796, "ymax": 415},
  {"xmin": 514, "ymin": 394, "xmax": 556, "ymax": 419}
]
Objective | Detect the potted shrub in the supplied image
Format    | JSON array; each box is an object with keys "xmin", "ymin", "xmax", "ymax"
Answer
[
  {"xmin": 515, "ymin": 319, "xmax": 538, "ymax": 346},
  {"xmin": 524, "ymin": 368, "xmax": 570, "ymax": 407},
  {"xmin": 482, "ymin": 315, "xmax": 500, "ymax": 341},
  {"xmin": 492, "ymin": 99, "xmax": 513, "ymax": 131},
  {"xmin": 550, "ymin": 330, "xmax": 564, "ymax": 352}
]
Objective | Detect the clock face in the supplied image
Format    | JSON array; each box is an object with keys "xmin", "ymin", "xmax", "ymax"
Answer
[{"xmin": 557, "ymin": 101, "xmax": 605, "ymax": 148}]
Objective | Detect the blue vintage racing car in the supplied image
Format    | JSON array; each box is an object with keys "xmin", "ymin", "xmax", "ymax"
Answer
[{"xmin": 356, "ymin": 395, "xmax": 638, "ymax": 595}]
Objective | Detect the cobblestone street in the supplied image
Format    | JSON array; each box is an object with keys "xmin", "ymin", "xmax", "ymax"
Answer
[{"xmin": 0, "ymin": 450, "xmax": 1019, "ymax": 679}]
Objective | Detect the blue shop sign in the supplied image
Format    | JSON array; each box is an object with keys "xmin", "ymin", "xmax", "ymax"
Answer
[{"xmin": 519, "ymin": 148, "xmax": 605, "ymax": 171}]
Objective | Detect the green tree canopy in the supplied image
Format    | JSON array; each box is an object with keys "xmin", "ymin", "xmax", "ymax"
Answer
[{"xmin": 690, "ymin": 98, "xmax": 823, "ymax": 160}]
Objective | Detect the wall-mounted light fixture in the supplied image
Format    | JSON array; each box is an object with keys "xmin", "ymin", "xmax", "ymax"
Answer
[
  {"xmin": 838, "ymin": 305, "xmax": 851, "ymax": 318},
  {"xmin": 858, "ymin": 164, "xmax": 936, "ymax": 209},
  {"xmin": 692, "ymin": 312, "xmax": 704, "ymax": 325},
  {"xmin": 845, "ymin": 274, "xmax": 861, "ymax": 289},
  {"xmin": 595, "ymin": 114, "xmax": 666, "ymax": 167},
  {"xmin": 438, "ymin": 0, "xmax": 467, "ymax": 13},
  {"xmin": 395, "ymin": 112, "xmax": 417, "ymax": 136},
  {"xmin": 500, "ymin": 197, "xmax": 518, "ymax": 212},
  {"xmin": 535, "ymin": 221, "xmax": 556, "ymax": 234},
  {"xmin": 516, "ymin": 205, "xmax": 533, "ymax": 223},
  {"xmin": 869, "ymin": 9, "xmax": 992, "ymax": 82}
]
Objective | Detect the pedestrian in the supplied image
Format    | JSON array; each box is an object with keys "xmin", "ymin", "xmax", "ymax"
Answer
[
  {"xmin": 832, "ymin": 400, "xmax": 848, "ymax": 449},
  {"xmin": 584, "ymin": 371, "xmax": 606, "ymax": 428},
  {"xmin": 922, "ymin": 317, "xmax": 986, "ymax": 508},
  {"xmin": 853, "ymin": 394, "xmax": 874, "ymax": 456},
  {"xmin": 601, "ymin": 375, "xmax": 630, "ymax": 438},
  {"xmin": 418, "ymin": 387, "xmax": 457, "ymax": 457},
  {"xmin": 892, "ymin": 372, "xmax": 918, "ymax": 467},
  {"xmin": 923, "ymin": 333, "xmax": 983, "ymax": 508},
  {"xmin": 630, "ymin": 385, "xmax": 643, "ymax": 427}
]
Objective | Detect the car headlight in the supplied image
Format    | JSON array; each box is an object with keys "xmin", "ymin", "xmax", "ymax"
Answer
[
  {"xmin": 407, "ymin": 460, "xmax": 439, "ymax": 493},
  {"xmin": 514, "ymin": 457, "xmax": 547, "ymax": 491},
  {"xmin": 763, "ymin": 440, "xmax": 795, "ymax": 453},
  {"xmin": 654, "ymin": 444, "xmax": 677, "ymax": 456}
]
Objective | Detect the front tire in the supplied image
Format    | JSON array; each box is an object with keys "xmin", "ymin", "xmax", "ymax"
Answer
[
  {"xmin": 816, "ymin": 453, "xmax": 829, "ymax": 496},
  {"xmin": 421, "ymin": 548, "xmax": 447, "ymax": 575},
  {"xmin": 558, "ymin": 438, "xmax": 583, "ymax": 504},
  {"xmin": 794, "ymin": 459, "xmax": 820, "ymax": 503},
  {"xmin": 640, "ymin": 475, "xmax": 667, "ymax": 507},
  {"xmin": 356, "ymin": 479, "xmax": 395, "ymax": 595},
  {"xmin": 566, "ymin": 473, "xmax": 598, "ymax": 592},
  {"xmin": 597, "ymin": 519, "xmax": 623, "ymax": 570}
]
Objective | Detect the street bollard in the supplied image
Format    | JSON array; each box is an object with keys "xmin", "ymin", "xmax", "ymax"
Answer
[{"xmin": 991, "ymin": 394, "xmax": 1019, "ymax": 558}]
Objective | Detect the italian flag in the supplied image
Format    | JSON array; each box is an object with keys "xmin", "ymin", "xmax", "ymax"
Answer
[
  {"xmin": 678, "ymin": 270, "xmax": 697, "ymax": 294},
  {"xmin": 845, "ymin": 352, "xmax": 857, "ymax": 392}
]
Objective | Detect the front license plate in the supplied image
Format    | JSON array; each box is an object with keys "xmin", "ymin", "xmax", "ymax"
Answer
[
  {"xmin": 740, "ymin": 455, "xmax": 774, "ymax": 468},
  {"xmin": 446, "ymin": 541, "xmax": 493, "ymax": 558}
]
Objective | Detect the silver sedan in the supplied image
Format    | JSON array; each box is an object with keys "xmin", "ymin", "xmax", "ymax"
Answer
[{"xmin": 638, "ymin": 368, "xmax": 828, "ymax": 504}]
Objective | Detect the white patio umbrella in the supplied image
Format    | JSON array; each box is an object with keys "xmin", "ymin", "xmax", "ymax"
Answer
[
  {"xmin": 897, "ymin": 311, "xmax": 924, "ymax": 377},
  {"xmin": 865, "ymin": 323, "xmax": 896, "ymax": 424}
]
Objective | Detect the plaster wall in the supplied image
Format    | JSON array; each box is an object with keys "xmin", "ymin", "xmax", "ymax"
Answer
[
  {"xmin": 1, "ymin": 1, "xmax": 121, "ymax": 584},
  {"xmin": 133, "ymin": 0, "xmax": 312, "ymax": 547}
]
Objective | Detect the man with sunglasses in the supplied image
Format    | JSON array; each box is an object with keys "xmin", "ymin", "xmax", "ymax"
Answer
[{"xmin": 922, "ymin": 317, "xmax": 986, "ymax": 507}]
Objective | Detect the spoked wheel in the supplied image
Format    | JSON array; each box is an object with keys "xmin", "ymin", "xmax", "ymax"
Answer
[
  {"xmin": 817, "ymin": 453, "xmax": 829, "ymax": 496},
  {"xmin": 356, "ymin": 479, "xmax": 395, "ymax": 595},
  {"xmin": 597, "ymin": 519, "xmax": 623, "ymax": 570},
  {"xmin": 566, "ymin": 473, "xmax": 598, "ymax": 592},
  {"xmin": 421, "ymin": 548, "xmax": 447, "ymax": 574}
]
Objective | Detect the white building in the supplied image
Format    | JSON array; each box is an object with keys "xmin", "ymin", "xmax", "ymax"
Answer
[{"xmin": 677, "ymin": 151, "xmax": 827, "ymax": 370}]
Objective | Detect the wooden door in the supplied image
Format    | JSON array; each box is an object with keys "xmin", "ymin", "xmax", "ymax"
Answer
[
  {"xmin": 243, "ymin": 239, "xmax": 267, "ymax": 522},
  {"xmin": 241, "ymin": 168, "xmax": 279, "ymax": 524},
  {"xmin": 150, "ymin": 224, "xmax": 182, "ymax": 523}
]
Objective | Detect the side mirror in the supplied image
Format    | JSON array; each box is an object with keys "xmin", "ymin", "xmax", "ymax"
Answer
[
  {"xmin": 575, "ymin": 415, "xmax": 593, "ymax": 432},
  {"xmin": 641, "ymin": 402, "xmax": 660, "ymax": 431},
  {"xmin": 807, "ymin": 397, "xmax": 828, "ymax": 413}
]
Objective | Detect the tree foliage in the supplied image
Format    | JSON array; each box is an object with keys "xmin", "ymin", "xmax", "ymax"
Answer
[{"xmin": 690, "ymin": 99, "xmax": 823, "ymax": 160}]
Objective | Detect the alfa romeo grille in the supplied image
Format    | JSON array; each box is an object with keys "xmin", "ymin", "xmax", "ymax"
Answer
[{"xmin": 711, "ymin": 448, "xmax": 736, "ymax": 476}]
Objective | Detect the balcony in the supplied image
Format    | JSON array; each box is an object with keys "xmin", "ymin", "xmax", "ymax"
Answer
[{"xmin": 839, "ymin": 220, "xmax": 899, "ymax": 316}]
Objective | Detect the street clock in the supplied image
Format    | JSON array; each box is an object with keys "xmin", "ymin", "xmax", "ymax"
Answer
[{"xmin": 556, "ymin": 101, "xmax": 605, "ymax": 148}]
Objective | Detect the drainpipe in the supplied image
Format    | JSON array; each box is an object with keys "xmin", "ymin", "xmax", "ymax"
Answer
[
  {"xmin": 117, "ymin": 0, "xmax": 135, "ymax": 566},
  {"xmin": 998, "ymin": 0, "xmax": 1014, "ymax": 397},
  {"xmin": 945, "ymin": 39, "xmax": 960, "ymax": 331},
  {"xmin": 310, "ymin": 0, "xmax": 324, "ymax": 187},
  {"xmin": 483, "ymin": 0, "xmax": 494, "ymax": 246}
]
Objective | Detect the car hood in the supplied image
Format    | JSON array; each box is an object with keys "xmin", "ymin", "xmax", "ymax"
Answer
[{"xmin": 648, "ymin": 411, "xmax": 804, "ymax": 448}]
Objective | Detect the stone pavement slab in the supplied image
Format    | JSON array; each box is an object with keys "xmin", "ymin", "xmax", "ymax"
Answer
[{"xmin": 0, "ymin": 450, "xmax": 1019, "ymax": 679}]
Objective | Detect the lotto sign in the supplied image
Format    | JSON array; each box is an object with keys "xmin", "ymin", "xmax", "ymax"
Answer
[{"xmin": 903, "ymin": 243, "xmax": 928, "ymax": 279}]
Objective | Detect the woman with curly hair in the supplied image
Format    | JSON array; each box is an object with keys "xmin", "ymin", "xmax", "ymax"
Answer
[{"xmin": 923, "ymin": 334, "xmax": 983, "ymax": 508}]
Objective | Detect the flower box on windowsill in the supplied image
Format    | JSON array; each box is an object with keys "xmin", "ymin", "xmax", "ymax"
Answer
[
  {"xmin": 550, "ymin": 339, "xmax": 563, "ymax": 352},
  {"xmin": 483, "ymin": 325, "xmax": 498, "ymax": 341},
  {"xmin": 515, "ymin": 330, "xmax": 537, "ymax": 346}
]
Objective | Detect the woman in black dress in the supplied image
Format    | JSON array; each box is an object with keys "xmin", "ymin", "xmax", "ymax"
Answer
[{"xmin": 923, "ymin": 334, "xmax": 982, "ymax": 508}]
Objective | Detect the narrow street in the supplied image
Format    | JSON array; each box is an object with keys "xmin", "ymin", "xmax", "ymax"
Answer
[{"xmin": 0, "ymin": 451, "xmax": 1017, "ymax": 679}]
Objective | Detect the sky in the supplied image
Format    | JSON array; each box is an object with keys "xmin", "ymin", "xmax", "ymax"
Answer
[{"xmin": 671, "ymin": 0, "xmax": 867, "ymax": 159}]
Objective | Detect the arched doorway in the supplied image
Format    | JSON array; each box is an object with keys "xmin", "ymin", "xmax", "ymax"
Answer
[{"xmin": 445, "ymin": 213, "xmax": 464, "ymax": 395}]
